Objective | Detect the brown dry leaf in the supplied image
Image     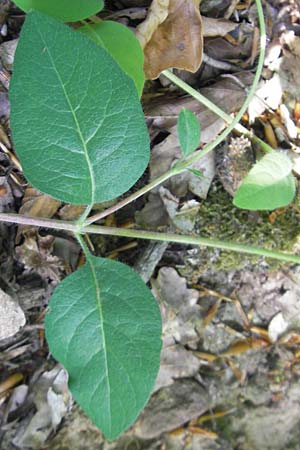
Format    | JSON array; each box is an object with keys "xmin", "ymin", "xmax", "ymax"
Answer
[
  {"xmin": 279, "ymin": 31, "xmax": 300, "ymax": 98},
  {"xmin": 16, "ymin": 234, "xmax": 64, "ymax": 283},
  {"xmin": 202, "ymin": 16, "xmax": 237, "ymax": 37},
  {"xmin": 17, "ymin": 186, "xmax": 61, "ymax": 241},
  {"xmin": 145, "ymin": 71, "xmax": 253, "ymax": 132},
  {"xmin": 0, "ymin": 176, "xmax": 13, "ymax": 211},
  {"xmin": 136, "ymin": 0, "xmax": 169, "ymax": 48},
  {"xmin": 58, "ymin": 204, "xmax": 85, "ymax": 221},
  {"xmin": 220, "ymin": 338, "xmax": 269, "ymax": 357},
  {"xmin": 19, "ymin": 186, "xmax": 61, "ymax": 219},
  {"xmin": 187, "ymin": 426, "xmax": 218, "ymax": 439},
  {"xmin": 136, "ymin": 0, "xmax": 203, "ymax": 79}
]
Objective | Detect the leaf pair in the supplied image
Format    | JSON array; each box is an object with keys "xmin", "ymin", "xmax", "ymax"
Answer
[
  {"xmin": 177, "ymin": 109, "xmax": 296, "ymax": 210},
  {"xmin": 10, "ymin": 10, "xmax": 161, "ymax": 440}
]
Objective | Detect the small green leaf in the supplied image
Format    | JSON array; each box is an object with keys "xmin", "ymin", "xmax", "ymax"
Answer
[
  {"xmin": 233, "ymin": 152, "xmax": 296, "ymax": 210},
  {"xmin": 79, "ymin": 21, "xmax": 145, "ymax": 97},
  {"xmin": 10, "ymin": 11, "xmax": 150, "ymax": 205},
  {"xmin": 177, "ymin": 108, "xmax": 201, "ymax": 157},
  {"xmin": 188, "ymin": 168, "xmax": 204, "ymax": 178},
  {"xmin": 13, "ymin": 0, "xmax": 104, "ymax": 22},
  {"xmin": 45, "ymin": 256, "xmax": 162, "ymax": 440}
]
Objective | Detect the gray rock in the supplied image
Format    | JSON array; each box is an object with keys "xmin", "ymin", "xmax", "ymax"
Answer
[{"xmin": 135, "ymin": 380, "xmax": 209, "ymax": 439}]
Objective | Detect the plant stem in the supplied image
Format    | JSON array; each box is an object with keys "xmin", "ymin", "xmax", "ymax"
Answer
[
  {"xmin": 0, "ymin": 212, "xmax": 77, "ymax": 232},
  {"xmin": 86, "ymin": 0, "xmax": 267, "ymax": 225},
  {"xmin": 1, "ymin": 212, "xmax": 300, "ymax": 264},
  {"xmin": 75, "ymin": 232, "xmax": 93, "ymax": 261},
  {"xmin": 176, "ymin": 0, "xmax": 266, "ymax": 170},
  {"xmin": 83, "ymin": 225, "xmax": 300, "ymax": 265},
  {"xmin": 161, "ymin": 70, "xmax": 272, "ymax": 155},
  {"xmin": 77, "ymin": 204, "xmax": 93, "ymax": 227},
  {"xmin": 85, "ymin": 170, "xmax": 178, "ymax": 225}
]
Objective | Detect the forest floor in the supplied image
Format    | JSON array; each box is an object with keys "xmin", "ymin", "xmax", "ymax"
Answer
[{"xmin": 2, "ymin": 0, "xmax": 300, "ymax": 449}]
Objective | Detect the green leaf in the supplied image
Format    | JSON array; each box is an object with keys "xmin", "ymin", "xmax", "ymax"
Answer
[
  {"xmin": 45, "ymin": 256, "xmax": 162, "ymax": 440},
  {"xmin": 13, "ymin": 0, "xmax": 104, "ymax": 22},
  {"xmin": 79, "ymin": 21, "xmax": 145, "ymax": 97},
  {"xmin": 188, "ymin": 168, "xmax": 204, "ymax": 178},
  {"xmin": 233, "ymin": 152, "xmax": 296, "ymax": 210},
  {"xmin": 10, "ymin": 11, "xmax": 150, "ymax": 205},
  {"xmin": 177, "ymin": 108, "xmax": 201, "ymax": 157}
]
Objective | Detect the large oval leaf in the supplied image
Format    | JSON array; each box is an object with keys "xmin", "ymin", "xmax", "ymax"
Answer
[
  {"xmin": 13, "ymin": 0, "xmax": 104, "ymax": 22},
  {"xmin": 233, "ymin": 152, "xmax": 296, "ymax": 210},
  {"xmin": 45, "ymin": 256, "xmax": 162, "ymax": 440},
  {"xmin": 80, "ymin": 21, "xmax": 145, "ymax": 97},
  {"xmin": 10, "ymin": 11, "xmax": 150, "ymax": 205}
]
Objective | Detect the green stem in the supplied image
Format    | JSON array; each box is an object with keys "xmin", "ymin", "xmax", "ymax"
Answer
[
  {"xmin": 0, "ymin": 212, "xmax": 300, "ymax": 264},
  {"xmin": 85, "ymin": 170, "xmax": 177, "ymax": 225},
  {"xmin": 77, "ymin": 204, "xmax": 93, "ymax": 227},
  {"xmin": 83, "ymin": 225, "xmax": 300, "ymax": 265},
  {"xmin": 175, "ymin": 0, "xmax": 267, "ymax": 170},
  {"xmin": 161, "ymin": 70, "xmax": 272, "ymax": 155},
  {"xmin": 86, "ymin": 0, "xmax": 267, "ymax": 225},
  {"xmin": 75, "ymin": 232, "xmax": 93, "ymax": 261}
]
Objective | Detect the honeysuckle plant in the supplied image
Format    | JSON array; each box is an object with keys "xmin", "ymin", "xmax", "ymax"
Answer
[{"xmin": 0, "ymin": 0, "xmax": 299, "ymax": 440}]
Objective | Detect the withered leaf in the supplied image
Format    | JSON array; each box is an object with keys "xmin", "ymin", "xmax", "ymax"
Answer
[
  {"xmin": 136, "ymin": 0, "xmax": 203, "ymax": 79},
  {"xmin": 16, "ymin": 234, "xmax": 64, "ymax": 282},
  {"xmin": 17, "ymin": 186, "xmax": 61, "ymax": 241},
  {"xmin": 19, "ymin": 186, "xmax": 61, "ymax": 219}
]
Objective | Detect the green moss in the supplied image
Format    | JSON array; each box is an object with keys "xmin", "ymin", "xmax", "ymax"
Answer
[{"xmin": 192, "ymin": 182, "xmax": 300, "ymax": 271}]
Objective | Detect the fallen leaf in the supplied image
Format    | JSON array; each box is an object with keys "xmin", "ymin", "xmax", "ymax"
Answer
[
  {"xmin": 136, "ymin": 0, "xmax": 203, "ymax": 79},
  {"xmin": 19, "ymin": 186, "xmax": 61, "ymax": 219},
  {"xmin": 0, "ymin": 176, "xmax": 13, "ymax": 211},
  {"xmin": 150, "ymin": 133, "xmax": 216, "ymax": 200},
  {"xmin": 144, "ymin": 72, "xmax": 253, "ymax": 134},
  {"xmin": 136, "ymin": 0, "xmax": 169, "ymax": 49},
  {"xmin": 152, "ymin": 267, "xmax": 201, "ymax": 346},
  {"xmin": 58, "ymin": 204, "xmax": 85, "ymax": 221},
  {"xmin": 279, "ymin": 31, "xmax": 300, "ymax": 98},
  {"xmin": 17, "ymin": 186, "xmax": 61, "ymax": 241},
  {"xmin": 248, "ymin": 74, "xmax": 283, "ymax": 123},
  {"xmin": 187, "ymin": 426, "xmax": 218, "ymax": 439},
  {"xmin": 16, "ymin": 234, "xmax": 64, "ymax": 283},
  {"xmin": 0, "ymin": 373, "xmax": 23, "ymax": 394},
  {"xmin": 202, "ymin": 16, "xmax": 238, "ymax": 37},
  {"xmin": 220, "ymin": 338, "xmax": 269, "ymax": 357}
]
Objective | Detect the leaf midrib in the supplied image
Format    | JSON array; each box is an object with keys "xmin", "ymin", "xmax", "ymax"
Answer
[
  {"xmin": 87, "ymin": 256, "xmax": 112, "ymax": 434},
  {"xmin": 36, "ymin": 23, "xmax": 95, "ymax": 204}
]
